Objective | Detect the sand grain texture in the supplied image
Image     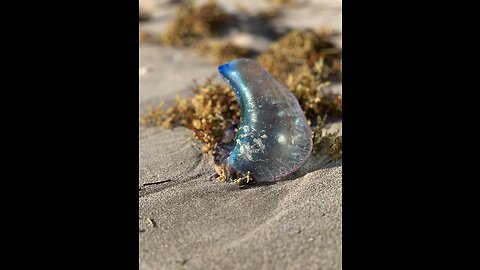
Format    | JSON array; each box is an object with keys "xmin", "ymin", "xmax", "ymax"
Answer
[{"xmin": 140, "ymin": 1, "xmax": 342, "ymax": 269}]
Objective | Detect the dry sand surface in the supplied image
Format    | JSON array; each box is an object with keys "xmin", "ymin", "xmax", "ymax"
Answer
[{"xmin": 139, "ymin": 0, "xmax": 342, "ymax": 269}]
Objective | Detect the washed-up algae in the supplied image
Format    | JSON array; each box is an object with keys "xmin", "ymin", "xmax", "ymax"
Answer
[
  {"xmin": 140, "ymin": 2, "xmax": 342, "ymax": 77},
  {"xmin": 140, "ymin": 13, "xmax": 342, "ymax": 181},
  {"xmin": 139, "ymin": 1, "xmax": 253, "ymax": 64},
  {"xmin": 159, "ymin": 0, "xmax": 231, "ymax": 47},
  {"xmin": 140, "ymin": 59, "xmax": 342, "ymax": 161},
  {"xmin": 257, "ymin": 29, "xmax": 342, "ymax": 82},
  {"xmin": 140, "ymin": 81, "xmax": 240, "ymax": 155},
  {"xmin": 194, "ymin": 40, "xmax": 253, "ymax": 65}
]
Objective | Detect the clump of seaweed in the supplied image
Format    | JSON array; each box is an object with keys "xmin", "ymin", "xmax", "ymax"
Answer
[
  {"xmin": 256, "ymin": 8, "xmax": 282, "ymax": 21},
  {"xmin": 195, "ymin": 40, "xmax": 252, "ymax": 65},
  {"xmin": 140, "ymin": 27, "xmax": 343, "ymax": 179},
  {"xmin": 257, "ymin": 29, "xmax": 342, "ymax": 83},
  {"xmin": 272, "ymin": 0, "xmax": 297, "ymax": 8},
  {"xmin": 287, "ymin": 58, "xmax": 342, "ymax": 122},
  {"xmin": 140, "ymin": 58, "xmax": 342, "ymax": 157},
  {"xmin": 312, "ymin": 115, "xmax": 342, "ymax": 160},
  {"xmin": 140, "ymin": 80, "xmax": 240, "ymax": 155},
  {"xmin": 159, "ymin": 0, "xmax": 231, "ymax": 47}
]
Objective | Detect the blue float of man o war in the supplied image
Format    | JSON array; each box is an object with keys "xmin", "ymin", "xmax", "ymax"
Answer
[{"xmin": 217, "ymin": 58, "xmax": 313, "ymax": 182}]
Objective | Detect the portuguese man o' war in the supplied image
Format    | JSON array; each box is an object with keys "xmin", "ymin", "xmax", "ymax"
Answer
[{"xmin": 214, "ymin": 58, "xmax": 312, "ymax": 183}]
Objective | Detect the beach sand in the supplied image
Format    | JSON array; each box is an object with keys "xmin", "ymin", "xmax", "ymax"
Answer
[{"xmin": 139, "ymin": 0, "xmax": 342, "ymax": 269}]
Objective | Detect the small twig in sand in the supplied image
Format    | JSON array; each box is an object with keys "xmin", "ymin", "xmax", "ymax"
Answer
[
  {"xmin": 143, "ymin": 180, "xmax": 172, "ymax": 186},
  {"xmin": 146, "ymin": 217, "xmax": 157, "ymax": 228}
]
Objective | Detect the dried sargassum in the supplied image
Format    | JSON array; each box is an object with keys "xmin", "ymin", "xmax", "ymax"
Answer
[
  {"xmin": 194, "ymin": 40, "xmax": 252, "ymax": 65},
  {"xmin": 139, "ymin": 60, "xmax": 341, "ymax": 161},
  {"xmin": 257, "ymin": 29, "xmax": 342, "ymax": 83},
  {"xmin": 312, "ymin": 115, "xmax": 342, "ymax": 159},
  {"xmin": 286, "ymin": 58, "xmax": 342, "ymax": 121},
  {"xmin": 140, "ymin": 80, "xmax": 240, "ymax": 155},
  {"xmin": 159, "ymin": 0, "xmax": 231, "ymax": 47},
  {"xmin": 140, "ymin": 29, "xmax": 342, "ymax": 182}
]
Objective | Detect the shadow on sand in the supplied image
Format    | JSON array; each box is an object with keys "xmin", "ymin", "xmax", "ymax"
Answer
[{"xmin": 239, "ymin": 153, "xmax": 342, "ymax": 190}]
